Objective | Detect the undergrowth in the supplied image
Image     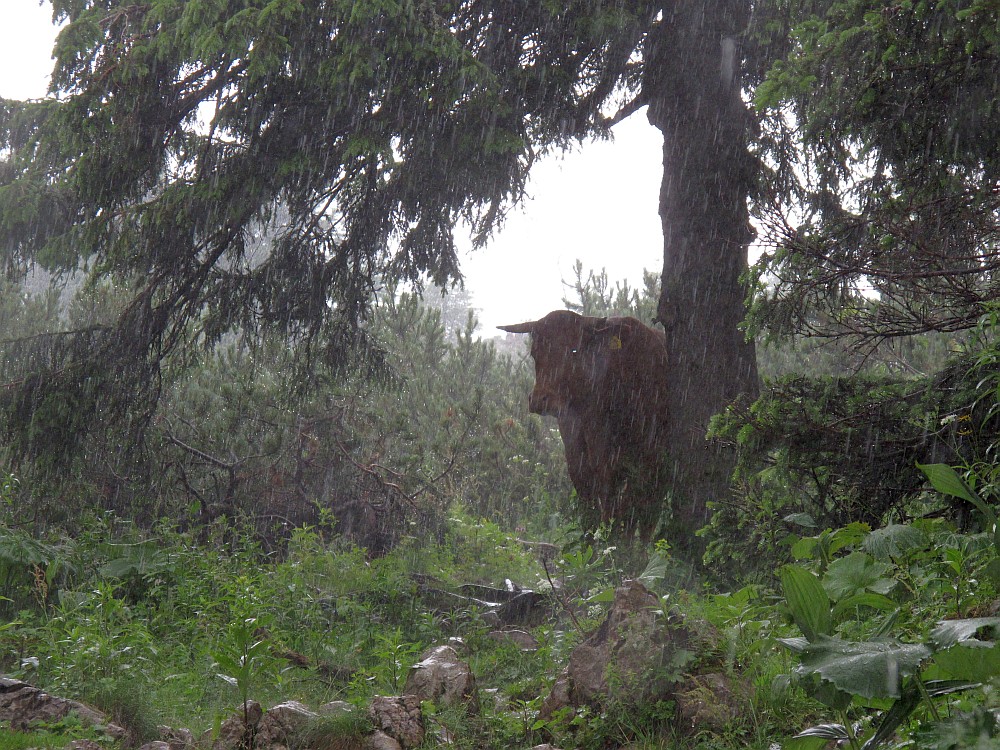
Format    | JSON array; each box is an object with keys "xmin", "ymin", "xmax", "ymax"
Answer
[{"xmin": 0, "ymin": 485, "xmax": 997, "ymax": 750}]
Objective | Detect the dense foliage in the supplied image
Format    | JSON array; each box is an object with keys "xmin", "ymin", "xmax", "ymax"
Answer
[
  {"xmin": 748, "ymin": 0, "xmax": 1000, "ymax": 349},
  {"xmin": 2, "ymin": 0, "xmax": 1000, "ymax": 747},
  {"xmin": 0, "ymin": 0, "xmax": 659, "ymax": 458},
  {"xmin": 0, "ymin": 278, "xmax": 573, "ymax": 545},
  {"xmin": 0, "ymin": 1, "xmax": 765, "ymax": 525}
]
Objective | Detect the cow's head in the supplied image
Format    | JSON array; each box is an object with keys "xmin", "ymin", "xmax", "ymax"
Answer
[{"xmin": 498, "ymin": 310, "xmax": 616, "ymax": 418}]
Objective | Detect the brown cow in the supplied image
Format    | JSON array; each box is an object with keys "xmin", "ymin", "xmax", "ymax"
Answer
[{"xmin": 499, "ymin": 310, "xmax": 671, "ymax": 542}]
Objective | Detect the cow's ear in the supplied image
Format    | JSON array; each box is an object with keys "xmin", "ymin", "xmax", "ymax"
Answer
[{"xmin": 593, "ymin": 318, "xmax": 629, "ymax": 352}]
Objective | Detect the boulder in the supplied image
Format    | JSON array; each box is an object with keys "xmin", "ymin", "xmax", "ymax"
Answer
[
  {"xmin": 674, "ymin": 673, "xmax": 743, "ymax": 732},
  {"xmin": 202, "ymin": 700, "xmax": 324, "ymax": 750},
  {"xmin": 540, "ymin": 673, "xmax": 570, "ymax": 719},
  {"xmin": 0, "ymin": 678, "xmax": 125, "ymax": 739},
  {"xmin": 492, "ymin": 590, "xmax": 550, "ymax": 626},
  {"xmin": 203, "ymin": 700, "xmax": 264, "ymax": 750},
  {"xmin": 539, "ymin": 579, "xmax": 694, "ymax": 717},
  {"xmin": 403, "ymin": 646, "xmax": 478, "ymax": 713},
  {"xmin": 256, "ymin": 701, "xmax": 319, "ymax": 750},
  {"xmin": 367, "ymin": 695, "xmax": 423, "ymax": 749}
]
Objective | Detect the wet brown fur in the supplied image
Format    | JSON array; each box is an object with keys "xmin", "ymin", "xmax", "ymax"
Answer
[{"xmin": 500, "ymin": 310, "xmax": 670, "ymax": 542}]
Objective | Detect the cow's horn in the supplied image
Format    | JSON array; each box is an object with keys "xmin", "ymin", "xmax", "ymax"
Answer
[{"xmin": 497, "ymin": 321, "xmax": 536, "ymax": 334}]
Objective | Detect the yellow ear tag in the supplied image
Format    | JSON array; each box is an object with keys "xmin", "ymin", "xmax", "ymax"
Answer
[{"xmin": 609, "ymin": 336, "xmax": 623, "ymax": 350}]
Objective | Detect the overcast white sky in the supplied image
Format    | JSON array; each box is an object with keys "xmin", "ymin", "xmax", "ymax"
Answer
[{"xmin": 1, "ymin": 0, "xmax": 665, "ymax": 333}]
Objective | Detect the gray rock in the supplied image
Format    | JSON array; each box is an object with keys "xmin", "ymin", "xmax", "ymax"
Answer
[
  {"xmin": 365, "ymin": 730, "xmax": 402, "ymax": 750},
  {"xmin": 256, "ymin": 701, "xmax": 319, "ymax": 750},
  {"xmin": 488, "ymin": 629, "xmax": 539, "ymax": 651},
  {"xmin": 0, "ymin": 678, "xmax": 125, "ymax": 739},
  {"xmin": 539, "ymin": 673, "xmax": 571, "ymax": 720},
  {"xmin": 403, "ymin": 645, "xmax": 478, "ymax": 713},
  {"xmin": 540, "ymin": 579, "xmax": 693, "ymax": 717},
  {"xmin": 367, "ymin": 695, "xmax": 423, "ymax": 749},
  {"xmin": 158, "ymin": 725, "xmax": 196, "ymax": 750},
  {"xmin": 203, "ymin": 700, "xmax": 263, "ymax": 750},
  {"xmin": 675, "ymin": 673, "xmax": 743, "ymax": 732},
  {"xmin": 65, "ymin": 741, "xmax": 103, "ymax": 750}
]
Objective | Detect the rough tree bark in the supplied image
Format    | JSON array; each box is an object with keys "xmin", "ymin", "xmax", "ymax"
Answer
[{"xmin": 644, "ymin": 1, "xmax": 760, "ymax": 543}]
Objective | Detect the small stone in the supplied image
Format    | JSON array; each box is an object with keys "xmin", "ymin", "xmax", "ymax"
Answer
[
  {"xmin": 65, "ymin": 741, "xmax": 103, "ymax": 750},
  {"xmin": 158, "ymin": 725, "xmax": 196, "ymax": 750},
  {"xmin": 365, "ymin": 730, "xmax": 402, "ymax": 750}
]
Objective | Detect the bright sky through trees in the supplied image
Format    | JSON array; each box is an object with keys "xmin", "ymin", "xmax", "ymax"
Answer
[{"xmin": 0, "ymin": 0, "xmax": 665, "ymax": 332}]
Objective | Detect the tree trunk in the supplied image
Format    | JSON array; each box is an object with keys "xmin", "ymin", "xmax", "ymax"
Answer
[{"xmin": 644, "ymin": 1, "xmax": 760, "ymax": 546}]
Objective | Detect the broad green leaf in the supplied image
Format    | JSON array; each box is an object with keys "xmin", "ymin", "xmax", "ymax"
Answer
[
  {"xmin": 777, "ymin": 636, "xmax": 809, "ymax": 653},
  {"xmin": 917, "ymin": 463, "xmax": 979, "ymax": 503},
  {"xmin": 933, "ymin": 643, "xmax": 1000, "ymax": 682},
  {"xmin": 794, "ymin": 724, "xmax": 849, "ymax": 739},
  {"xmin": 981, "ymin": 556, "xmax": 1000, "ymax": 586},
  {"xmin": 783, "ymin": 735, "xmax": 833, "ymax": 750},
  {"xmin": 917, "ymin": 463, "xmax": 998, "ymax": 528},
  {"xmin": 831, "ymin": 592, "xmax": 897, "ymax": 620},
  {"xmin": 930, "ymin": 617, "xmax": 1000, "ymax": 649},
  {"xmin": 586, "ymin": 587, "xmax": 615, "ymax": 604},
  {"xmin": 863, "ymin": 524, "xmax": 928, "ymax": 560},
  {"xmin": 808, "ymin": 677, "xmax": 854, "ymax": 711},
  {"xmin": 638, "ymin": 553, "xmax": 668, "ymax": 584},
  {"xmin": 780, "ymin": 564, "xmax": 832, "ymax": 640},
  {"xmin": 861, "ymin": 679, "xmax": 979, "ymax": 750},
  {"xmin": 830, "ymin": 523, "xmax": 871, "ymax": 554},
  {"xmin": 823, "ymin": 552, "xmax": 892, "ymax": 600},
  {"xmin": 794, "ymin": 636, "xmax": 931, "ymax": 699},
  {"xmin": 784, "ymin": 512, "xmax": 818, "ymax": 529},
  {"xmin": 0, "ymin": 530, "xmax": 55, "ymax": 566},
  {"xmin": 791, "ymin": 536, "xmax": 819, "ymax": 561},
  {"xmin": 860, "ymin": 681, "xmax": 920, "ymax": 750},
  {"xmin": 712, "ymin": 585, "xmax": 759, "ymax": 608}
]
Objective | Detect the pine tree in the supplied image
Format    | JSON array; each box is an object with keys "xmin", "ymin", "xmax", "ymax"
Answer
[
  {"xmin": 748, "ymin": 0, "xmax": 1000, "ymax": 348},
  {"xmin": 2, "ymin": 1, "xmax": 764, "ymax": 541}
]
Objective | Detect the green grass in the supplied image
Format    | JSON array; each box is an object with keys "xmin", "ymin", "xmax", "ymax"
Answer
[
  {"xmin": 0, "ymin": 717, "xmax": 107, "ymax": 750},
  {"xmin": 0, "ymin": 504, "xmax": 996, "ymax": 750}
]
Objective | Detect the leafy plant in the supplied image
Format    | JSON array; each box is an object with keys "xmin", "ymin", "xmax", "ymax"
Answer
[
  {"xmin": 778, "ymin": 517, "xmax": 1000, "ymax": 750},
  {"xmin": 369, "ymin": 628, "xmax": 421, "ymax": 694},
  {"xmin": 211, "ymin": 578, "xmax": 283, "ymax": 743},
  {"xmin": 39, "ymin": 582, "xmax": 157, "ymax": 694},
  {"xmin": 0, "ymin": 715, "xmax": 104, "ymax": 750}
]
